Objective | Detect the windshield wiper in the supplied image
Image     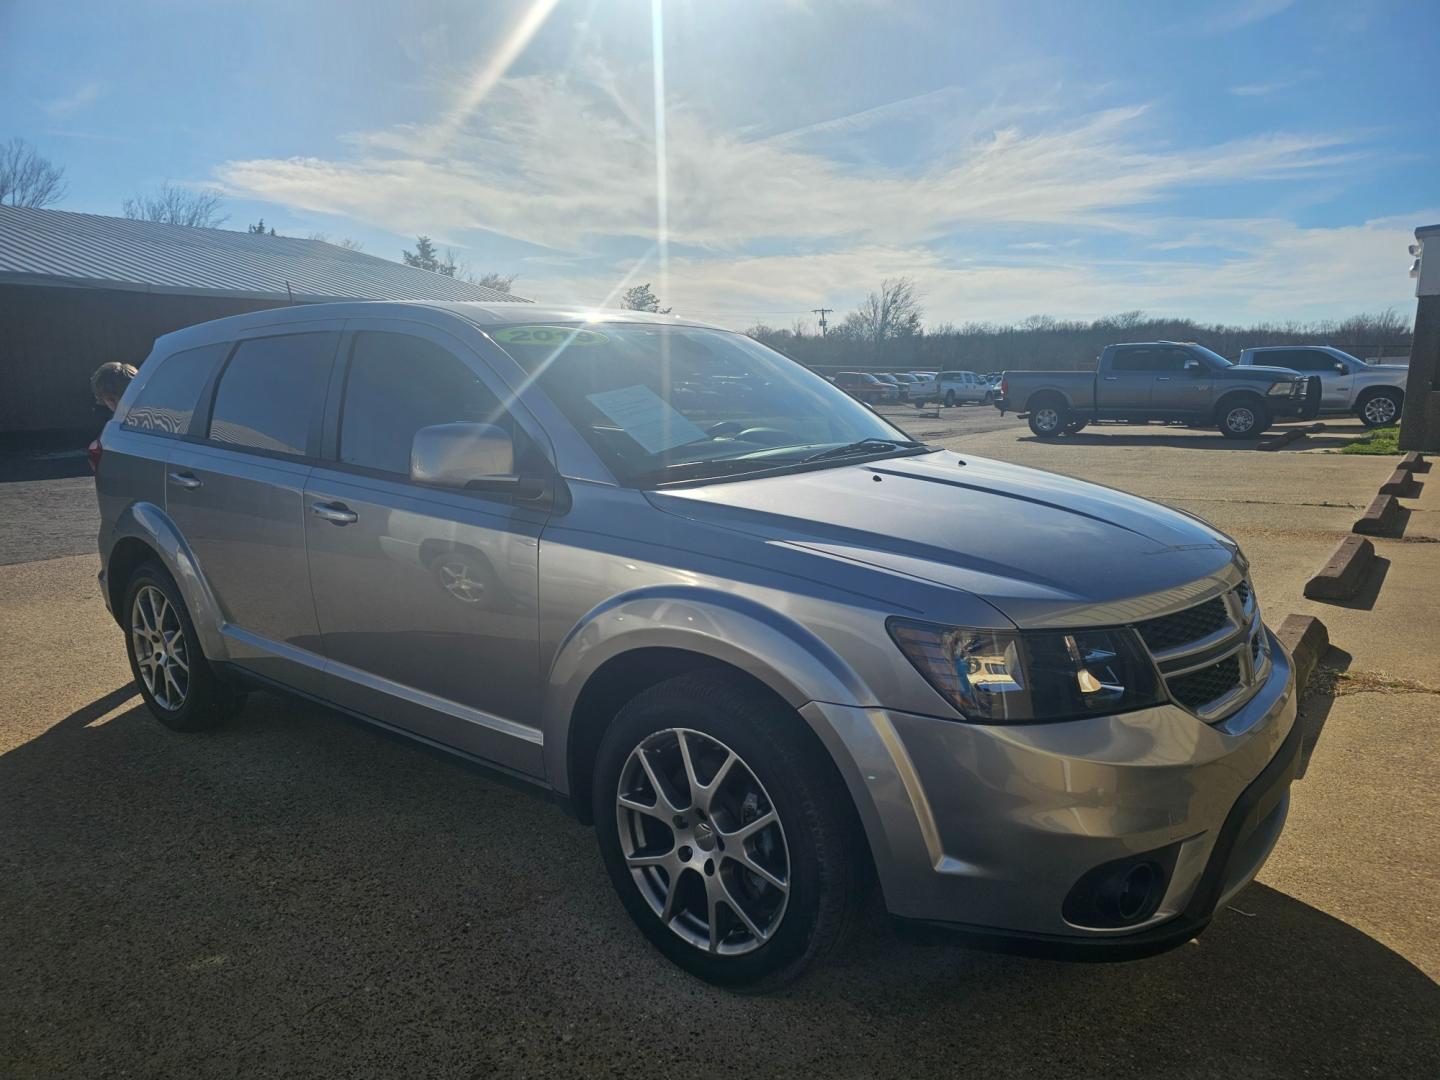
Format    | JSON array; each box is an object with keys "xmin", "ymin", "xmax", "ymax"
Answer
[
  {"xmin": 797, "ymin": 438, "xmax": 924, "ymax": 464},
  {"xmin": 632, "ymin": 456, "xmax": 784, "ymax": 486}
]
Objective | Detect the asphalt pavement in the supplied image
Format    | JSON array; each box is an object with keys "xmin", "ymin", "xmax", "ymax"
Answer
[{"xmin": 2, "ymin": 415, "xmax": 1438, "ymax": 1078}]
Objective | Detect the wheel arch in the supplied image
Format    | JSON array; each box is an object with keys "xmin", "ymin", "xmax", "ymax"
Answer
[
  {"xmin": 1356, "ymin": 384, "xmax": 1405, "ymax": 404},
  {"xmin": 1212, "ymin": 388, "xmax": 1266, "ymax": 425},
  {"xmin": 544, "ymin": 587, "xmax": 870, "ymax": 823},
  {"xmin": 1022, "ymin": 388, "xmax": 1069, "ymax": 414},
  {"xmin": 105, "ymin": 502, "xmax": 229, "ymax": 661}
]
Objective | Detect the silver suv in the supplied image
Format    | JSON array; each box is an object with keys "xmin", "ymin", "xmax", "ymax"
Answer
[{"xmin": 95, "ymin": 303, "xmax": 1299, "ymax": 989}]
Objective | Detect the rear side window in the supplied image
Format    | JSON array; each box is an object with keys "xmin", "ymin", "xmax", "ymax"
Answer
[
  {"xmin": 1260, "ymin": 350, "xmax": 1334, "ymax": 372},
  {"xmin": 123, "ymin": 343, "xmax": 227, "ymax": 435},
  {"xmin": 339, "ymin": 332, "xmax": 507, "ymax": 476},
  {"xmin": 1111, "ymin": 348, "xmax": 1186, "ymax": 372},
  {"xmin": 208, "ymin": 333, "xmax": 334, "ymax": 456}
]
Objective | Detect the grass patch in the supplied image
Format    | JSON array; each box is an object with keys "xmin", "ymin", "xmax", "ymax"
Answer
[
  {"xmin": 1308, "ymin": 665, "xmax": 1440, "ymax": 698},
  {"xmin": 1338, "ymin": 426, "xmax": 1401, "ymax": 455}
]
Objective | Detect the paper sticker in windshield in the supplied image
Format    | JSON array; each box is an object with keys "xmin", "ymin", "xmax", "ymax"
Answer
[
  {"xmin": 585, "ymin": 385, "xmax": 705, "ymax": 455},
  {"xmin": 494, "ymin": 326, "xmax": 608, "ymax": 347}
]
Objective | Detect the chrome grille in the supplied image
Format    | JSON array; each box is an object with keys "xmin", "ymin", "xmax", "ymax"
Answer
[{"xmin": 1135, "ymin": 580, "xmax": 1265, "ymax": 721}]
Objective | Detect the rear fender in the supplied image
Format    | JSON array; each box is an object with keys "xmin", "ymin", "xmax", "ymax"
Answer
[{"xmin": 107, "ymin": 502, "xmax": 229, "ymax": 661}]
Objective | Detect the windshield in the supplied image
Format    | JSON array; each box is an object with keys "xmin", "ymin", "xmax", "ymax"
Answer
[
  {"xmin": 1191, "ymin": 345, "xmax": 1233, "ymax": 368},
  {"xmin": 495, "ymin": 322, "xmax": 925, "ymax": 485}
]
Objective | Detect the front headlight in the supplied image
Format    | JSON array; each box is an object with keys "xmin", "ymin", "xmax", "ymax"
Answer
[
  {"xmin": 888, "ymin": 619, "xmax": 1164, "ymax": 723},
  {"xmin": 1267, "ymin": 381, "xmax": 1296, "ymax": 396}
]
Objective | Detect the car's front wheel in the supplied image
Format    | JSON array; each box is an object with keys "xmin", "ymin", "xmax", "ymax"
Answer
[
  {"xmin": 1218, "ymin": 397, "xmax": 1267, "ymax": 439},
  {"xmin": 122, "ymin": 561, "xmax": 243, "ymax": 731},
  {"xmin": 593, "ymin": 672, "xmax": 864, "ymax": 991}
]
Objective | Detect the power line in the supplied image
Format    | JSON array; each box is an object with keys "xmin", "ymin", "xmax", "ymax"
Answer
[{"xmin": 812, "ymin": 307, "xmax": 833, "ymax": 336}]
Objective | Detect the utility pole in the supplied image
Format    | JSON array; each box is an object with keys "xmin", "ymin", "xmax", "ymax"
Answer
[{"xmin": 812, "ymin": 307, "xmax": 833, "ymax": 336}]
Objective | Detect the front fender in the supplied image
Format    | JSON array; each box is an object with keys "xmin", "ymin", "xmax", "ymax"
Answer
[
  {"xmin": 541, "ymin": 585, "xmax": 871, "ymax": 795},
  {"xmin": 107, "ymin": 502, "xmax": 230, "ymax": 662}
]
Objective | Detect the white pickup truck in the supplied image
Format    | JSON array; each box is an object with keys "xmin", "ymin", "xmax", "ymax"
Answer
[{"xmin": 1236, "ymin": 346, "xmax": 1407, "ymax": 428}]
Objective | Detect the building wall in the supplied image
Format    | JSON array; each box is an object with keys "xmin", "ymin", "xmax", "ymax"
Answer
[{"xmin": 0, "ymin": 283, "xmax": 290, "ymax": 436}]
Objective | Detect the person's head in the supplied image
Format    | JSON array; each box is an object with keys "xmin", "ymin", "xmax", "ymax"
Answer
[{"xmin": 91, "ymin": 362, "xmax": 138, "ymax": 412}]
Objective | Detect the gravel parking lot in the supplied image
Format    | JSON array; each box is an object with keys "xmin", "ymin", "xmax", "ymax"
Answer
[{"xmin": 3, "ymin": 419, "xmax": 1437, "ymax": 1078}]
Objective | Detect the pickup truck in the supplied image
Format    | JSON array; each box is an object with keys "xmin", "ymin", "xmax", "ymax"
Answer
[
  {"xmin": 995, "ymin": 341, "xmax": 1320, "ymax": 439},
  {"xmin": 1236, "ymin": 346, "xmax": 1407, "ymax": 428}
]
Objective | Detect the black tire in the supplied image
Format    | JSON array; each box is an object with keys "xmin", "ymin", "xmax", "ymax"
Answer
[
  {"xmin": 592, "ymin": 671, "xmax": 865, "ymax": 991},
  {"xmin": 122, "ymin": 561, "xmax": 243, "ymax": 732},
  {"xmin": 1062, "ymin": 419, "xmax": 1087, "ymax": 435},
  {"xmin": 944, "ymin": 391, "xmax": 956, "ymax": 407},
  {"xmin": 1356, "ymin": 388, "xmax": 1402, "ymax": 429},
  {"xmin": 1217, "ymin": 396, "xmax": 1268, "ymax": 440},
  {"xmin": 1027, "ymin": 399, "xmax": 1068, "ymax": 438}
]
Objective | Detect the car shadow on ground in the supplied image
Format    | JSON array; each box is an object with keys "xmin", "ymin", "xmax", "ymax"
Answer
[{"xmin": 3, "ymin": 688, "xmax": 1437, "ymax": 1078}]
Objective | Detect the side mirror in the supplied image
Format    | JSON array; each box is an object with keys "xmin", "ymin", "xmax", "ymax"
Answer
[
  {"xmin": 1183, "ymin": 359, "xmax": 1201, "ymax": 371},
  {"xmin": 410, "ymin": 422, "xmax": 545, "ymax": 498},
  {"xmin": 1334, "ymin": 362, "xmax": 1347, "ymax": 374}
]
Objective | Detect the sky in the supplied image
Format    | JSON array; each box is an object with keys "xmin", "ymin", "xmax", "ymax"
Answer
[{"xmin": 2, "ymin": 0, "xmax": 1437, "ymax": 330}]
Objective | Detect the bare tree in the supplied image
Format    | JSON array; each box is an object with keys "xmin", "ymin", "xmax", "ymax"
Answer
[
  {"xmin": 840, "ymin": 277, "xmax": 923, "ymax": 354},
  {"xmin": 620, "ymin": 283, "xmax": 671, "ymax": 313},
  {"xmin": 0, "ymin": 138, "xmax": 67, "ymax": 208},
  {"xmin": 121, "ymin": 182, "xmax": 228, "ymax": 228},
  {"xmin": 307, "ymin": 231, "xmax": 364, "ymax": 251}
]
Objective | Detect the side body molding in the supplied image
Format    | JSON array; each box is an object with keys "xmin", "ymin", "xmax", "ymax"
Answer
[
  {"xmin": 541, "ymin": 586, "xmax": 872, "ymax": 796},
  {"xmin": 107, "ymin": 501, "xmax": 230, "ymax": 662}
]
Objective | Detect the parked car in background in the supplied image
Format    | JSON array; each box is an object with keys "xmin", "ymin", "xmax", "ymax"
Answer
[
  {"xmin": 1236, "ymin": 346, "xmax": 1407, "ymax": 428},
  {"xmin": 832, "ymin": 371, "xmax": 888, "ymax": 404},
  {"xmin": 95, "ymin": 302, "xmax": 1300, "ymax": 990},
  {"xmin": 936, "ymin": 370, "xmax": 993, "ymax": 407},
  {"xmin": 871, "ymin": 373, "xmax": 904, "ymax": 402},
  {"xmin": 889, "ymin": 372, "xmax": 921, "ymax": 399},
  {"xmin": 907, "ymin": 372, "xmax": 938, "ymax": 402},
  {"xmin": 996, "ymin": 342, "xmax": 1319, "ymax": 439}
]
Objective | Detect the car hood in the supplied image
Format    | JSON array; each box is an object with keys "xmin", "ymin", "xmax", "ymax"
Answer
[
  {"xmin": 1225, "ymin": 365, "xmax": 1303, "ymax": 380},
  {"xmin": 645, "ymin": 451, "xmax": 1240, "ymax": 628}
]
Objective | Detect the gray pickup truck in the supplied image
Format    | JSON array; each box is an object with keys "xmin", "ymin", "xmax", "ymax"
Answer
[
  {"xmin": 996, "ymin": 342, "xmax": 1320, "ymax": 439},
  {"xmin": 1236, "ymin": 346, "xmax": 1407, "ymax": 428}
]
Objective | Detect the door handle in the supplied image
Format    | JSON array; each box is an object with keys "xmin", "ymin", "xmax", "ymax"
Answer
[
  {"xmin": 168, "ymin": 471, "xmax": 203, "ymax": 490},
  {"xmin": 311, "ymin": 502, "xmax": 358, "ymax": 525},
  {"xmin": 1103, "ymin": 376, "xmax": 1119, "ymax": 381},
  {"xmin": 1155, "ymin": 376, "xmax": 1172, "ymax": 381}
]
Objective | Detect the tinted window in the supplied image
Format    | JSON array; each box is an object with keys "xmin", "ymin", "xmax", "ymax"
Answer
[
  {"xmin": 123, "ymin": 343, "xmax": 227, "ymax": 435},
  {"xmin": 1261, "ymin": 349, "xmax": 1335, "ymax": 372},
  {"xmin": 1111, "ymin": 348, "xmax": 1187, "ymax": 373},
  {"xmin": 339, "ymin": 332, "xmax": 507, "ymax": 475},
  {"xmin": 209, "ymin": 333, "xmax": 333, "ymax": 455}
]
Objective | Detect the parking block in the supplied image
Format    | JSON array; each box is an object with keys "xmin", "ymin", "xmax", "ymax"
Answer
[
  {"xmin": 1353, "ymin": 493, "xmax": 1401, "ymax": 536},
  {"xmin": 1303, "ymin": 535, "xmax": 1376, "ymax": 601},
  {"xmin": 1379, "ymin": 468, "xmax": 1419, "ymax": 497},
  {"xmin": 1276, "ymin": 614, "xmax": 1330, "ymax": 694}
]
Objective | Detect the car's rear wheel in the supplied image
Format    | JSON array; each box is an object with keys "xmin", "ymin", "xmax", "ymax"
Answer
[
  {"xmin": 593, "ymin": 672, "xmax": 863, "ymax": 991},
  {"xmin": 944, "ymin": 391, "xmax": 956, "ymax": 407},
  {"xmin": 1218, "ymin": 397, "xmax": 1268, "ymax": 439},
  {"xmin": 1028, "ymin": 400, "xmax": 1068, "ymax": 438},
  {"xmin": 123, "ymin": 561, "xmax": 243, "ymax": 731},
  {"xmin": 1357, "ymin": 389, "xmax": 1402, "ymax": 428}
]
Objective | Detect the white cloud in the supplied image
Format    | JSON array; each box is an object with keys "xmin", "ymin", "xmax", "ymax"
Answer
[
  {"xmin": 216, "ymin": 72, "xmax": 1359, "ymax": 256},
  {"xmin": 42, "ymin": 80, "xmax": 105, "ymax": 117},
  {"xmin": 1230, "ymin": 81, "xmax": 1290, "ymax": 97}
]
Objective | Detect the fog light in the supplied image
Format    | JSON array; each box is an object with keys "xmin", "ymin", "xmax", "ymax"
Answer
[{"xmin": 1063, "ymin": 847, "xmax": 1178, "ymax": 929}]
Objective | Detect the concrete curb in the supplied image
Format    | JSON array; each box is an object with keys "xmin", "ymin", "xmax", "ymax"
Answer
[
  {"xmin": 1353, "ymin": 493, "xmax": 1401, "ymax": 535},
  {"xmin": 1256, "ymin": 428, "xmax": 1306, "ymax": 451},
  {"xmin": 1379, "ymin": 467, "xmax": 1419, "ymax": 497},
  {"xmin": 1303, "ymin": 535, "xmax": 1376, "ymax": 600},
  {"xmin": 1399, "ymin": 451, "xmax": 1429, "ymax": 473},
  {"xmin": 1276, "ymin": 614, "xmax": 1329, "ymax": 695}
]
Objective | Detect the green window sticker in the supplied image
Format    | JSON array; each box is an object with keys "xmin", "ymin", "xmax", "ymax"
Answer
[{"xmin": 494, "ymin": 326, "xmax": 609, "ymax": 348}]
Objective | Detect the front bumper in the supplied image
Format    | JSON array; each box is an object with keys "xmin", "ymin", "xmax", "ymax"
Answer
[
  {"xmin": 1270, "ymin": 377, "xmax": 1323, "ymax": 420},
  {"xmin": 800, "ymin": 627, "xmax": 1297, "ymax": 959}
]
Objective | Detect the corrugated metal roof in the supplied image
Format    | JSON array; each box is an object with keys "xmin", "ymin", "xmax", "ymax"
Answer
[{"xmin": 0, "ymin": 205, "xmax": 529, "ymax": 303}]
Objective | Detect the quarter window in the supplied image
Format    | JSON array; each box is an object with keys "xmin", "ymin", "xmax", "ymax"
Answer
[
  {"xmin": 123, "ymin": 343, "xmax": 227, "ymax": 435},
  {"xmin": 338, "ymin": 332, "xmax": 509, "ymax": 476},
  {"xmin": 208, "ymin": 333, "xmax": 334, "ymax": 456}
]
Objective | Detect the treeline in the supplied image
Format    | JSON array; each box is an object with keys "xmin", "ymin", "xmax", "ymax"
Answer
[{"xmin": 746, "ymin": 309, "xmax": 1413, "ymax": 373}]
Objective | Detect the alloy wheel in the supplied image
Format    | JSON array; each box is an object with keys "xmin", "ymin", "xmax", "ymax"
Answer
[
  {"xmin": 1364, "ymin": 396, "xmax": 1397, "ymax": 425},
  {"xmin": 615, "ymin": 728, "xmax": 790, "ymax": 956},
  {"xmin": 131, "ymin": 585, "xmax": 189, "ymax": 710},
  {"xmin": 1226, "ymin": 407, "xmax": 1256, "ymax": 434},
  {"xmin": 1033, "ymin": 407, "xmax": 1060, "ymax": 432}
]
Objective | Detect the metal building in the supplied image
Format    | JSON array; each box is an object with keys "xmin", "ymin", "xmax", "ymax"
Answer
[{"xmin": 0, "ymin": 205, "xmax": 527, "ymax": 436}]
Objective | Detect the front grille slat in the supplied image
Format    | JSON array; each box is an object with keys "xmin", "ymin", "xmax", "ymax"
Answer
[
  {"xmin": 1136, "ymin": 596, "xmax": 1231, "ymax": 653},
  {"xmin": 1168, "ymin": 656, "xmax": 1242, "ymax": 711},
  {"xmin": 1133, "ymin": 581, "xmax": 1257, "ymax": 720}
]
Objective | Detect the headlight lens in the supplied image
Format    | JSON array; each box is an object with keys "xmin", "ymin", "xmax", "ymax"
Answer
[
  {"xmin": 1267, "ymin": 381, "xmax": 1296, "ymax": 396},
  {"xmin": 888, "ymin": 619, "xmax": 1164, "ymax": 723}
]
